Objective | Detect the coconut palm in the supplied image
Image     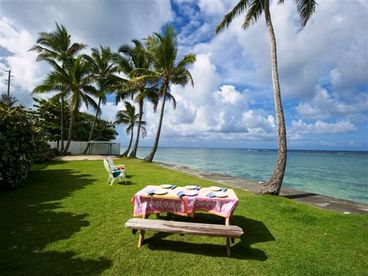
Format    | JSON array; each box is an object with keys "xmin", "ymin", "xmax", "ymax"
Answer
[
  {"xmin": 216, "ymin": 0, "xmax": 317, "ymax": 195},
  {"xmin": 115, "ymin": 101, "xmax": 145, "ymax": 157},
  {"xmin": 82, "ymin": 46, "xmax": 120, "ymax": 153},
  {"xmin": 33, "ymin": 56, "xmax": 98, "ymax": 154},
  {"xmin": 30, "ymin": 22, "xmax": 86, "ymax": 152},
  {"xmin": 130, "ymin": 26, "xmax": 195, "ymax": 162},
  {"xmin": 114, "ymin": 39, "xmax": 159, "ymax": 158},
  {"xmin": 0, "ymin": 93, "xmax": 17, "ymax": 108}
]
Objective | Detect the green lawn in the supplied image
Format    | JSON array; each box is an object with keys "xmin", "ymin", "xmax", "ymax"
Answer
[{"xmin": 0, "ymin": 159, "xmax": 367, "ymax": 275}]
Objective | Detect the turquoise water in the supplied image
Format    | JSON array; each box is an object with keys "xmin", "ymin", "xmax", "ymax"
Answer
[{"xmin": 135, "ymin": 147, "xmax": 368, "ymax": 204}]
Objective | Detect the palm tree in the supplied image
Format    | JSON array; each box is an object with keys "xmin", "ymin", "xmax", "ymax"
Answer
[
  {"xmin": 114, "ymin": 39, "xmax": 159, "ymax": 158},
  {"xmin": 0, "ymin": 93, "xmax": 17, "ymax": 107},
  {"xmin": 130, "ymin": 26, "xmax": 196, "ymax": 162},
  {"xmin": 33, "ymin": 56, "xmax": 98, "ymax": 154},
  {"xmin": 216, "ymin": 0, "xmax": 317, "ymax": 195},
  {"xmin": 82, "ymin": 46, "xmax": 120, "ymax": 153},
  {"xmin": 115, "ymin": 101, "xmax": 145, "ymax": 157},
  {"xmin": 30, "ymin": 22, "xmax": 86, "ymax": 152}
]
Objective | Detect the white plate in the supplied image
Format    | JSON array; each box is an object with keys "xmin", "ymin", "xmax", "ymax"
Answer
[
  {"xmin": 184, "ymin": 190, "xmax": 198, "ymax": 196},
  {"xmin": 214, "ymin": 192, "xmax": 228, "ymax": 198},
  {"xmin": 160, "ymin": 184, "xmax": 173, "ymax": 189},
  {"xmin": 209, "ymin": 186, "xmax": 222, "ymax": 191},
  {"xmin": 154, "ymin": 189, "xmax": 168, "ymax": 195},
  {"xmin": 185, "ymin": 185, "xmax": 197, "ymax": 190}
]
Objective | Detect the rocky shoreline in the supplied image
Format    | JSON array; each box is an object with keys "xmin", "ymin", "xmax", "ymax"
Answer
[{"xmin": 157, "ymin": 161, "xmax": 368, "ymax": 215}]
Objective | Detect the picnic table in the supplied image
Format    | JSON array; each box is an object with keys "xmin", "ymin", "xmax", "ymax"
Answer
[
  {"xmin": 127, "ymin": 185, "xmax": 243, "ymax": 256},
  {"xmin": 131, "ymin": 185, "xmax": 239, "ymax": 225}
]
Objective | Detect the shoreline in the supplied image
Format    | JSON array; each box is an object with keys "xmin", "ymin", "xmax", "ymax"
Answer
[
  {"xmin": 156, "ymin": 161, "xmax": 368, "ymax": 215},
  {"xmin": 55, "ymin": 155, "xmax": 368, "ymax": 214}
]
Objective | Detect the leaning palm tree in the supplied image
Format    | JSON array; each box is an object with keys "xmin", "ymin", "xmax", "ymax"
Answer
[
  {"xmin": 82, "ymin": 46, "xmax": 120, "ymax": 153},
  {"xmin": 216, "ymin": 0, "xmax": 317, "ymax": 195},
  {"xmin": 115, "ymin": 101, "xmax": 144, "ymax": 157},
  {"xmin": 128, "ymin": 87, "xmax": 159, "ymax": 158},
  {"xmin": 33, "ymin": 56, "xmax": 98, "ymax": 154},
  {"xmin": 30, "ymin": 22, "xmax": 86, "ymax": 152},
  {"xmin": 114, "ymin": 39, "xmax": 159, "ymax": 158},
  {"xmin": 131, "ymin": 26, "xmax": 196, "ymax": 162},
  {"xmin": 0, "ymin": 93, "xmax": 17, "ymax": 108}
]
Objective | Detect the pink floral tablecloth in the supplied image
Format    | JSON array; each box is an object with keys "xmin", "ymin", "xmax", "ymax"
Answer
[{"xmin": 131, "ymin": 185, "xmax": 239, "ymax": 219}]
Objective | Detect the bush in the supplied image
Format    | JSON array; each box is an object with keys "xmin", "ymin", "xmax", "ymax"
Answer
[
  {"xmin": 31, "ymin": 125, "xmax": 55, "ymax": 163},
  {"xmin": 0, "ymin": 105, "xmax": 52, "ymax": 189}
]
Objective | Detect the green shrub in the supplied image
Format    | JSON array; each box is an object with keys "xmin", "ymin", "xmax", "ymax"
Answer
[
  {"xmin": 31, "ymin": 125, "xmax": 55, "ymax": 163},
  {"xmin": 0, "ymin": 105, "xmax": 52, "ymax": 189}
]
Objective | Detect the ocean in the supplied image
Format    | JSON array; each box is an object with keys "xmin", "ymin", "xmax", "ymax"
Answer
[{"xmin": 135, "ymin": 147, "xmax": 368, "ymax": 204}]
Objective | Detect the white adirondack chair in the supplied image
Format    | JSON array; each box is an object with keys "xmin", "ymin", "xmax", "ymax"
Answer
[
  {"xmin": 107, "ymin": 156, "xmax": 125, "ymax": 170},
  {"xmin": 103, "ymin": 159, "xmax": 125, "ymax": 185}
]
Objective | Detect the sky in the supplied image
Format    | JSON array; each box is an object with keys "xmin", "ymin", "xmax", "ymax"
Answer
[{"xmin": 0, "ymin": 0, "xmax": 367, "ymax": 151}]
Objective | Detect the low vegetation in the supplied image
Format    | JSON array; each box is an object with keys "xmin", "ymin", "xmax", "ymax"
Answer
[{"xmin": 0, "ymin": 159, "xmax": 366, "ymax": 275}]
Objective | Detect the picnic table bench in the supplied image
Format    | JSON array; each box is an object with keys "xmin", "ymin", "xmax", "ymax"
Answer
[{"xmin": 125, "ymin": 218, "xmax": 244, "ymax": 256}]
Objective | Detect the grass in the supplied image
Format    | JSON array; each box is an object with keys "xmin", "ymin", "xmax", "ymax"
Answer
[{"xmin": 0, "ymin": 159, "xmax": 367, "ymax": 275}]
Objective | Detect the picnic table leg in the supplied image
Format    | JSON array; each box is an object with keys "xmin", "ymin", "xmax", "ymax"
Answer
[
  {"xmin": 138, "ymin": 214, "xmax": 150, "ymax": 248},
  {"xmin": 226, "ymin": 237, "xmax": 231, "ymax": 257},
  {"xmin": 225, "ymin": 217, "xmax": 231, "ymax": 256},
  {"xmin": 138, "ymin": 230, "xmax": 145, "ymax": 248},
  {"xmin": 225, "ymin": 217, "xmax": 235, "ymax": 244}
]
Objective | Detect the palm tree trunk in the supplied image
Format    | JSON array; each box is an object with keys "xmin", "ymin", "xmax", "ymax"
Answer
[
  {"xmin": 63, "ymin": 110, "xmax": 76, "ymax": 155},
  {"xmin": 144, "ymin": 83, "xmax": 168, "ymax": 162},
  {"xmin": 129, "ymin": 98, "xmax": 143, "ymax": 158},
  {"xmin": 83, "ymin": 97, "xmax": 102, "ymax": 154},
  {"xmin": 60, "ymin": 97, "xmax": 64, "ymax": 152},
  {"xmin": 122, "ymin": 128, "xmax": 134, "ymax": 157},
  {"xmin": 258, "ymin": 0, "xmax": 287, "ymax": 195}
]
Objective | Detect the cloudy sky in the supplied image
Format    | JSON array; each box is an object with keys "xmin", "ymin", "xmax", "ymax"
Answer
[{"xmin": 1, "ymin": 0, "xmax": 367, "ymax": 151}]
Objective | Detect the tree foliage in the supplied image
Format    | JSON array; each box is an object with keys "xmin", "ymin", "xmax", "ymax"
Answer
[
  {"xmin": 0, "ymin": 105, "xmax": 52, "ymax": 189},
  {"xmin": 30, "ymin": 98, "xmax": 117, "ymax": 142},
  {"xmin": 30, "ymin": 22, "xmax": 87, "ymax": 153},
  {"xmin": 137, "ymin": 25, "xmax": 196, "ymax": 162},
  {"xmin": 114, "ymin": 39, "xmax": 159, "ymax": 158},
  {"xmin": 82, "ymin": 46, "xmax": 120, "ymax": 153},
  {"xmin": 0, "ymin": 93, "xmax": 18, "ymax": 108}
]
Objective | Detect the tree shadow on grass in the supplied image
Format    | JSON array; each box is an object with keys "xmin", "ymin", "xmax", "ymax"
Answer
[
  {"xmin": 31, "ymin": 160, "xmax": 69, "ymax": 171},
  {"xmin": 0, "ymin": 167, "xmax": 112, "ymax": 275},
  {"xmin": 144, "ymin": 213, "xmax": 275, "ymax": 260}
]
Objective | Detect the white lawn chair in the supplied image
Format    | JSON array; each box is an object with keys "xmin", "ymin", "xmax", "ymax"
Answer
[
  {"xmin": 107, "ymin": 156, "xmax": 125, "ymax": 171},
  {"xmin": 103, "ymin": 159, "xmax": 125, "ymax": 185}
]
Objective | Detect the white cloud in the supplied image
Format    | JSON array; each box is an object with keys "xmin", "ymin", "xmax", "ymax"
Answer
[
  {"xmin": 191, "ymin": 0, "xmax": 368, "ymax": 101},
  {"xmin": 292, "ymin": 119, "xmax": 356, "ymax": 134},
  {"xmin": 1, "ymin": 1, "xmax": 173, "ymax": 50},
  {"xmin": 144, "ymin": 54, "xmax": 276, "ymax": 141},
  {"xmin": 0, "ymin": 18, "xmax": 47, "ymax": 106},
  {"xmin": 296, "ymin": 87, "xmax": 368, "ymax": 120},
  {"xmin": 0, "ymin": 1, "xmax": 173, "ymax": 107},
  {"xmin": 214, "ymin": 85, "xmax": 245, "ymax": 105},
  {"xmin": 197, "ymin": 0, "xmax": 226, "ymax": 16}
]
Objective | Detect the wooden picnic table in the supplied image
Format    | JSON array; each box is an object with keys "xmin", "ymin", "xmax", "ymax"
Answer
[{"xmin": 128, "ymin": 185, "xmax": 242, "ymax": 256}]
